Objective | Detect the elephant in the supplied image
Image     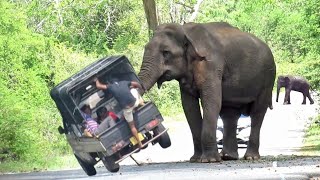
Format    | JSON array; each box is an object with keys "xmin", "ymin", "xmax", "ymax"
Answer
[
  {"xmin": 138, "ymin": 22, "xmax": 276, "ymax": 163},
  {"xmin": 276, "ymin": 75, "xmax": 314, "ymax": 105}
]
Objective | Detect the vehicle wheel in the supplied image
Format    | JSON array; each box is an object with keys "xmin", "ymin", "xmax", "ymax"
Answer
[
  {"xmin": 153, "ymin": 123, "xmax": 171, "ymax": 148},
  {"xmin": 101, "ymin": 155, "xmax": 120, "ymax": 173},
  {"xmin": 74, "ymin": 154, "xmax": 97, "ymax": 176}
]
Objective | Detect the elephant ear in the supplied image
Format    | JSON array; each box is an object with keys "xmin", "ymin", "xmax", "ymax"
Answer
[
  {"xmin": 284, "ymin": 76, "xmax": 290, "ymax": 83},
  {"xmin": 183, "ymin": 22, "xmax": 222, "ymax": 61}
]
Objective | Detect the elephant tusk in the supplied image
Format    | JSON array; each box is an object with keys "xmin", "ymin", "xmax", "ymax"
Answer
[{"xmin": 157, "ymin": 81, "xmax": 162, "ymax": 89}]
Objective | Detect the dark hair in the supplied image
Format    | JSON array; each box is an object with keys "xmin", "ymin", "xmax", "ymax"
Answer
[
  {"xmin": 109, "ymin": 77, "xmax": 120, "ymax": 83},
  {"xmin": 80, "ymin": 104, "xmax": 90, "ymax": 112},
  {"xmin": 96, "ymin": 107, "xmax": 108, "ymax": 120}
]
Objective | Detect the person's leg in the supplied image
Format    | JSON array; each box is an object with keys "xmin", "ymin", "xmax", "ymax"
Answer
[
  {"xmin": 94, "ymin": 117, "xmax": 111, "ymax": 136},
  {"xmin": 123, "ymin": 106, "xmax": 143, "ymax": 148},
  {"xmin": 128, "ymin": 121, "xmax": 143, "ymax": 148}
]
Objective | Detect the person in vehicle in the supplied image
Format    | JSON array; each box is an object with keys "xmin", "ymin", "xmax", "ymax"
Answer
[
  {"xmin": 80, "ymin": 104, "xmax": 98, "ymax": 137},
  {"xmin": 96, "ymin": 106, "xmax": 119, "ymax": 125},
  {"xmin": 80, "ymin": 104, "xmax": 118, "ymax": 137},
  {"xmin": 94, "ymin": 78, "xmax": 145, "ymax": 148}
]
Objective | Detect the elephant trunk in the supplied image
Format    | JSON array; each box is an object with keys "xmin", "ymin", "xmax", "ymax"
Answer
[
  {"xmin": 138, "ymin": 57, "xmax": 162, "ymax": 94},
  {"xmin": 276, "ymin": 84, "xmax": 280, "ymax": 102}
]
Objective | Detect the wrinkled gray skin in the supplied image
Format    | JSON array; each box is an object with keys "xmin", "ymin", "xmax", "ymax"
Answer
[
  {"xmin": 276, "ymin": 75, "xmax": 314, "ymax": 105},
  {"xmin": 138, "ymin": 22, "xmax": 276, "ymax": 163}
]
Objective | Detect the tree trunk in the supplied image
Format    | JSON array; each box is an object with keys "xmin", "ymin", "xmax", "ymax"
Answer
[{"xmin": 142, "ymin": 0, "xmax": 158, "ymax": 38}]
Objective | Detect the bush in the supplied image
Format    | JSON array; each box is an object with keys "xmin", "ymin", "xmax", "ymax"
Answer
[{"xmin": 0, "ymin": 1, "xmax": 96, "ymax": 163}]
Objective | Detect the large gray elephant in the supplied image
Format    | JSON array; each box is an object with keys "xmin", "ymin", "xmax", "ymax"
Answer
[
  {"xmin": 276, "ymin": 75, "xmax": 314, "ymax": 105},
  {"xmin": 138, "ymin": 22, "xmax": 276, "ymax": 163}
]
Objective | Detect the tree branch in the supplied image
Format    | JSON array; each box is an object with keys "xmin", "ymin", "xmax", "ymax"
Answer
[
  {"xmin": 188, "ymin": 0, "xmax": 204, "ymax": 22},
  {"xmin": 104, "ymin": 11, "xmax": 111, "ymax": 33},
  {"xmin": 54, "ymin": 0, "xmax": 63, "ymax": 25},
  {"xmin": 175, "ymin": 1, "xmax": 193, "ymax": 10},
  {"xmin": 35, "ymin": 18, "xmax": 46, "ymax": 32}
]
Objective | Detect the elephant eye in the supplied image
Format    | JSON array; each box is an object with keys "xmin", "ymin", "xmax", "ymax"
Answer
[{"xmin": 162, "ymin": 50, "xmax": 171, "ymax": 60}]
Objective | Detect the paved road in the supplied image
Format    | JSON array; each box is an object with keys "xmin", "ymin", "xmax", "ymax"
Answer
[{"xmin": 1, "ymin": 92, "xmax": 320, "ymax": 180}]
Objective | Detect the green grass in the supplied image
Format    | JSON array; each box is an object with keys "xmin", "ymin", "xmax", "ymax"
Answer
[
  {"xmin": 0, "ymin": 155, "xmax": 78, "ymax": 174},
  {"xmin": 301, "ymin": 116, "xmax": 320, "ymax": 156}
]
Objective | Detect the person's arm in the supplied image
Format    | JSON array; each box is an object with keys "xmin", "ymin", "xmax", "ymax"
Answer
[
  {"xmin": 130, "ymin": 81, "xmax": 143, "ymax": 90},
  {"xmin": 95, "ymin": 78, "xmax": 108, "ymax": 90}
]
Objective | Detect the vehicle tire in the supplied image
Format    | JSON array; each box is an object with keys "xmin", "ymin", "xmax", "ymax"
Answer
[
  {"xmin": 74, "ymin": 154, "xmax": 97, "ymax": 176},
  {"xmin": 101, "ymin": 155, "xmax": 120, "ymax": 173},
  {"xmin": 153, "ymin": 123, "xmax": 171, "ymax": 148}
]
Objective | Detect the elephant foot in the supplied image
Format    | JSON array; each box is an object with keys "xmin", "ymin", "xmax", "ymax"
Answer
[
  {"xmin": 244, "ymin": 151, "xmax": 260, "ymax": 160},
  {"xmin": 219, "ymin": 150, "xmax": 239, "ymax": 160},
  {"xmin": 311, "ymin": 101, "xmax": 314, "ymax": 105},
  {"xmin": 189, "ymin": 153, "xmax": 202, "ymax": 163},
  {"xmin": 198, "ymin": 151, "xmax": 221, "ymax": 163},
  {"xmin": 302, "ymin": 102, "xmax": 306, "ymax": 105},
  {"xmin": 283, "ymin": 102, "xmax": 291, "ymax": 105}
]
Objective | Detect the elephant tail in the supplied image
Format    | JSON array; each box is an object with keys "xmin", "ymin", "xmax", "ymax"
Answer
[
  {"xmin": 269, "ymin": 102, "xmax": 273, "ymax": 110},
  {"xmin": 269, "ymin": 99, "xmax": 273, "ymax": 110}
]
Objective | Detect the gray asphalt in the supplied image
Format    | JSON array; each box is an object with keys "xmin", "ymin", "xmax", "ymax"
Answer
[
  {"xmin": 1, "ymin": 92, "xmax": 320, "ymax": 180},
  {"xmin": 1, "ymin": 157, "xmax": 320, "ymax": 180}
]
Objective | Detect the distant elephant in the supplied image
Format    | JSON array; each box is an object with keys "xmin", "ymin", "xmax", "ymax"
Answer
[
  {"xmin": 138, "ymin": 22, "xmax": 276, "ymax": 163},
  {"xmin": 276, "ymin": 75, "xmax": 314, "ymax": 105}
]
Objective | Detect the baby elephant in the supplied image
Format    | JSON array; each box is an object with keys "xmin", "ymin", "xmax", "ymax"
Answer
[{"xmin": 276, "ymin": 75, "xmax": 314, "ymax": 104}]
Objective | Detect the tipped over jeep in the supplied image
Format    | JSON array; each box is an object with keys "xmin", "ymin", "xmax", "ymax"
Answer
[{"xmin": 50, "ymin": 55, "xmax": 171, "ymax": 176}]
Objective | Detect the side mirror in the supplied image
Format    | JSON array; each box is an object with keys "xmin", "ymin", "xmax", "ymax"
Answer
[{"xmin": 58, "ymin": 126, "xmax": 65, "ymax": 134}]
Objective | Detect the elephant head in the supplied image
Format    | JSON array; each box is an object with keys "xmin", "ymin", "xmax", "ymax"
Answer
[
  {"xmin": 138, "ymin": 23, "xmax": 222, "ymax": 92},
  {"xmin": 276, "ymin": 75, "xmax": 290, "ymax": 102}
]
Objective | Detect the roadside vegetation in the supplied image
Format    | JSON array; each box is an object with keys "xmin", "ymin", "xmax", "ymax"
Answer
[
  {"xmin": 0, "ymin": 0, "xmax": 319, "ymax": 173},
  {"xmin": 301, "ymin": 116, "xmax": 320, "ymax": 156}
]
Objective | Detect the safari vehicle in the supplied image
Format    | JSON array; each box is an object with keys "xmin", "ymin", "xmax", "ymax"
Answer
[
  {"xmin": 50, "ymin": 55, "xmax": 171, "ymax": 176},
  {"xmin": 216, "ymin": 115, "xmax": 251, "ymax": 148}
]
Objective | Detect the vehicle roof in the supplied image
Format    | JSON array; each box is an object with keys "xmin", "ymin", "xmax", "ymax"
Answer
[
  {"xmin": 51, "ymin": 56, "xmax": 128, "ymax": 97},
  {"xmin": 50, "ymin": 55, "xmax": 134, "ymax": 125}
]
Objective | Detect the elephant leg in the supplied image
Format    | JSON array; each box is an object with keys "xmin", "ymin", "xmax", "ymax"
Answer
[
  {"xmin": 219, "ymin": 108, "xmax": 240, "ymax": 160},
  {"xmin": 199, "ymin": 84, "xmax": 222, "ymax": 163},
  {"xmin": 307, "ymin": 91, "xmax": 314, "ymax": 104},
  {"xmin": 283, "ymin": 88, "xmax": 291, "ymax": 105},
  {"xmin": 302, "ymin": 92, "xmax": 307, "ymax": 104},
  {"xmin": 180, "ymin": 89, "xmax": 203, "ymax": 163},
  {"xmin": 244, "ymin": 89, "xmax": 270, "ymax": 160}
]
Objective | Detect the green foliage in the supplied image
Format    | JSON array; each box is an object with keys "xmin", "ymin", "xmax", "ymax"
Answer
[
  {"xmin": 18, "ymin": 0, "xmax": 146, "ymax": 54},
  {"xmin": 301, "ymin": 115, "xmax": 320, "ymax": 155},
  {"xmin": 0, "ymin": 1, "xmax": 95, "ymax": 163},
  {"xmin": 0, "ymin": 155, "xmax": 78, "ymax": 173},
  {"xmin": 197, "ymin": 0, "xmax": 320, "ymax": 89},
  {"xmin": 299, "ymin": 54, "xmax": 320, "ymax": 88},
  {"xmin": 145, "ymin": 82, "xmax": 183, "ymax": 115}
]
